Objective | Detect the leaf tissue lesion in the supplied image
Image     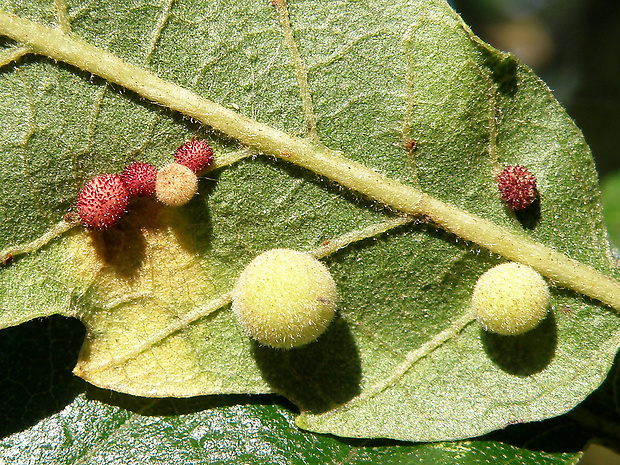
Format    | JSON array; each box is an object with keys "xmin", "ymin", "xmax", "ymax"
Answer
[
  {"xmin": 481, "ymin": 48, "xmax": 519, "ymax": 96},
  {"xmin": 67, "ymin": 198, "xmax": 220, "ymax": 395}
]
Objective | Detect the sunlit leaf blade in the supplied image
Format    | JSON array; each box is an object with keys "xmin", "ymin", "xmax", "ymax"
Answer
[
  {"xmin": 0, "ymin": 0, "xmax": 618, "ymax": 444},
  {"xmin": 0, "ymin": 316, "xmax": 584, "ymax": 464}
]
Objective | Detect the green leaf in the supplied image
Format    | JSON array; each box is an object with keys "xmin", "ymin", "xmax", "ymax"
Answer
[
  {"xmin": 0, "ymin": 0, "xmax": 618, "ymax": 446},
  {"xmin": 602, "ymin": 171, "xmax": 620, "ymax": 249},
  {"xmin": 2, "ymin": 394, "xmax": 583, "ymax": 465}
]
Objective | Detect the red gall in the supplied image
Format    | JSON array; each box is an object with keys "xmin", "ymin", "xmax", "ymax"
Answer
[
  {"xmin": 497, "ymin": 165, "xmax": 538, "ymax": 210},
  {"xmin": 120, "ymin": 162, "xmax": 157, "ymax": 197},
  {"xmin": 77, "ymin": 174, "xmax": 129, "ymax": 229},
  {"xmin": 174, "ymin": 137, "xmax": 214, "ymax": 173}
]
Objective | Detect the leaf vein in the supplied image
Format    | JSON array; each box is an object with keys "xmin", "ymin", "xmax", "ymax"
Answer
[
  {"xmin": 271, "ymin": 0, "xmax": 319, "ymax": 141},
  {"xmin": 323, "ymin": 310, "xmax": 476, "ymax": 416},
  {"xmin": 145, "ymin": 0, "xmax": 175, "ymax": 66}
]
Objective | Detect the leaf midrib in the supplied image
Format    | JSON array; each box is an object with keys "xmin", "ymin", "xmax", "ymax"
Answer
[{"xmin": 0, "ymin": 10, "xmax": 618, "ymax": 311}]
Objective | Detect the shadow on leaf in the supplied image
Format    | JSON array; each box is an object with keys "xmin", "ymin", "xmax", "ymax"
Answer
[
  {"xmin": 481, "ymin": 311, "xmax": 557, "ymax": 376},
  {"xmin": 252, "ymin": 317, "xmax": 362, "ymax": 414},
  {"xmin": 88, "ymin": 195, "xmax": 213, "ymax": 279},
  {"xmin": 85, "ymin": 384, "xmax": 288, "ymax": 417},
  {"xmin": 0, "ymin": 315, "xmax": 85, "ymax": 438},
  {"xmin": 514, "ymin": 197, "xmax": 541, "ymax": 230},
  {"xmin": 89, "ymin": 211, "xmax": 149, "ymax": 279},
  {"xmin": 481, "ymin": 49, "xmax": 519, "ymax": 96}
]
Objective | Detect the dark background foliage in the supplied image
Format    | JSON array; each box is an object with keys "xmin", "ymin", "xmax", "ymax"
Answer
[{"xmin": 451, "ymin": 0, "xmax": 620, "ymax": 180}]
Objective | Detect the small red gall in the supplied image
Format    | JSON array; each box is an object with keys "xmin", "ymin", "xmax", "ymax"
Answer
[
  {"xmin": 174, "ymin": 137, "xmax": 214, "ymax": 173},
  {"xmin": 497, "ymin": 165, "xmax": 538, "ymax": 210},
  {"xmin": 120, "ymin": 162, "xmax": 157, "ymax": 197},
  {"xmin": 77, "ymin": 174, "xmax": 129, "ymax": 230}
]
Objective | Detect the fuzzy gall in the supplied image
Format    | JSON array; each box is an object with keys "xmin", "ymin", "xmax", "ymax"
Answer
[
  {"xmin": 472, "ymin": 262, "xmax": 550, "ymax": 335},
  {"xmin": 497, "ymin": 165, "xmax": 538, "ymax": 210},
  {"xmin": 232, "ymin": 248, "xmax": 338, "ymax": 349},
  {"xmin": 120, "ymin": 162, "xmax": 158, "ymax": 197},
  {"xmin": 174, "ymin": 137, "xmax": 214, "ymax": 173},
  {"xmin": 77, "ymin": 174, "xmax": 129, "ymax": 229},
  {"xmin": 155, "ymin": 162, "xmax": 199, "ymax": 207}
]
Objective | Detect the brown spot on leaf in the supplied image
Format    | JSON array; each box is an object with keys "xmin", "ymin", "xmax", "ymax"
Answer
[
  {"xmin": 63, "ymin": 211, "xmax": 80, "ymax": 224},
  {"xmin": 404, "ymin": 139, "xmax": 417, "ymax": 152}
]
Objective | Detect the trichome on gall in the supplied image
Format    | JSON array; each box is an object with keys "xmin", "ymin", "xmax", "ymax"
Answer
[
  {"xmin": 74, "ymin": 139, "xmax": 217, "ymax": 229},
  {"xmin": 472, "ymin": 262, "xmax": 550, "ymax": 336},
  {"xmin": 497, "ymin": 165, "xmax": 538, "ymax": 210},
  {"xmin": 232, "ymin": 249, "xmax": 338, "ymax": 349},
  {"xmin": 155, "ymin": 162, "xmax": 199, "ymax": 207}
]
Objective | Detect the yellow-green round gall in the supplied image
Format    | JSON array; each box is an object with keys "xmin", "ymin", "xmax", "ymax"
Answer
[
  {"xmin": 472, "ymin": 262, "xmax": 550, "ymax": 335},
  {"xmin": 232, "ymin": 248, "xmax": 338, "ymax": 349},
  {"xmin": 155, "ymin": 162, "xmax": 198, "ymax": 207}
]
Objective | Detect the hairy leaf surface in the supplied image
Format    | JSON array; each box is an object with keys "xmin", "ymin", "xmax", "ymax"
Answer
[{"xmin": 0, "ymin": 0, "xmax": 618, "ymax": 444}]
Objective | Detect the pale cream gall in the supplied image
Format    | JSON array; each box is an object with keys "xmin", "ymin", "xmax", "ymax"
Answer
[
  {"xmin": 155, "ymin": 162, "xmax": 198, "ymax": 207},
  {"xmin": 472, "ymin": 262, "xmax": 550, "ymax": 335},
  {"xmin": 232, "ymin": 248, "xmax": 338, "ymax": 349}
]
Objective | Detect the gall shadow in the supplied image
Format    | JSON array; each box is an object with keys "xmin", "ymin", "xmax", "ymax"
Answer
[
  {"xmin": 0, "ymin": 315, "xmax": 86, "ymax": 438},
  {"xmin": 87, "ymin": 185, "xmax": 216, "ymax": 279},
  {"xmin": 172, "ymin": 173, "xmax": 219, "ymax": 254},
  {"xmin": 481, "ymin": 334, "xmax": 617, "ymax": 455},
  {"xmin": 513, "ymin": 197, "xmax": 541, "ymax": 230},
  {"xmin": 252, "ymin": 316, "xmax": 362, "ymax": 414},
  {"xmin": 88, "ymin": 206, "xmax": 151, "ymax": 280},
  {"xmin": 481, "ymin": 311, "xmax": 557, "ymax": 377}
]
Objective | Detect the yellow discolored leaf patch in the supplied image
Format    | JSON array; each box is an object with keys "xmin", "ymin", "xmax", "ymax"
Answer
[{"xmin": 67, "ymin": 200, "xmax": 221, "ymax": 397}]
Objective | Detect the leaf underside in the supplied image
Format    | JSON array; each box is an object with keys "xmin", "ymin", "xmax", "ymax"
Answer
[{"xmin": 0, "ymin": 0, "xmax": 618, "ymax": 446}]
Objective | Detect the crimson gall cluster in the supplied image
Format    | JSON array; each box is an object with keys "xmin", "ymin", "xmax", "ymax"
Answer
[{"xmin": 76, "ymin": 138, "xmax": 214, "ymax": 230}]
